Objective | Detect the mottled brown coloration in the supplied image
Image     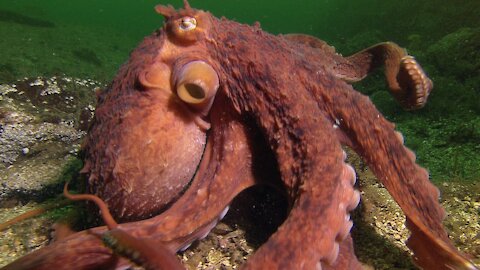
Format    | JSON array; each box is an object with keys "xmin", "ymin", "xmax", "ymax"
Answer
[{"xmin": 2, "ymin": 1, "xmax": 477, "ymax": 270}]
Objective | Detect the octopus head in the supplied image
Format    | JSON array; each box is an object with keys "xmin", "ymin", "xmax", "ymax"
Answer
[{"xmin": 83, "ymin": 2, "xmax": 221, "ymax": 221}]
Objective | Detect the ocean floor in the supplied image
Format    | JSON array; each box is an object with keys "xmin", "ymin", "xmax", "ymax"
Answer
[
  {"xmin": 0, "ymin": 146, "xmax": 478, "ymax": 269},
  {"xmin": 0, "ymin": 76, "xmax": 479, "ymax": 269}
]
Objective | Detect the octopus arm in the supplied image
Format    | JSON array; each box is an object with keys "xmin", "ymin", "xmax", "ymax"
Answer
[
  {"xmin": 102, "ymin": 229, "xmax": 184, "ymax": 270},
  {"xmin": 323, "ymin": 235, "xmax": 365, "ymax": 270},
  {"xmin": 230, "ymin": 86, "xmax": 361, "ymax": 268},
  {"xmin": 344, "ymin": 43, "xmax": 433, "ymax": 110},
  {"xmin": 284, "ymin": 33, "xmax": 432, "ymax": 110},
  {"xmin": 0, "ymin": 229, "xmax": 117, "ymax": 270},
  {"xmin": 324, "ymin": 82, "xmax": 477, "ymax": 270}
]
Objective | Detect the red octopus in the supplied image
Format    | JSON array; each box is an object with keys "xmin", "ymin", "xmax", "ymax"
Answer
[{"xmin": 2, "ymin": 1, "xmax": 477, "ymax": 269}]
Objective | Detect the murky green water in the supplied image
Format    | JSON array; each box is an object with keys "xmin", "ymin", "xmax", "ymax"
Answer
[{"xmin": 1, "ymin": 0, "xmax": 479, "ymax": 78}]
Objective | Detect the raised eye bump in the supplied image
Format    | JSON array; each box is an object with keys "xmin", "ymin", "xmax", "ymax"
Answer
[
  {"xmin": 167, "ymin": 15, "xmax": 200, "ymax": 43},
  {"xmin": 175, "ymin": 61, "xmax": 219, "ymax": 106},
  {"xmin": 179, "ymin": 17, "xmax": 197, "ymax": 31}
]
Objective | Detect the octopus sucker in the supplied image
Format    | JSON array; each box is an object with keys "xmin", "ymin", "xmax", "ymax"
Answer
[
  {"xmin": 348, "ymin": 190, "xmax": 361, "ymax": 211},
  {"xmin": 344, "ymin": 163, "xmax": 357, "ymax": 186},
  {"xmin": 338, "ymin": 219, "xmax": 354, "ymax": 241},
  {"xmin": 405, "ymin": 146, "xmax": 418, "ymax": 161},
  {"xmin": 394, "ymin": 130, "xmax": 405, "ymax": 144},
  {"xmin": 326, "ymin": 242, "xmax": 340, "ymax": 266},
  {"xmin": 218, "ymin": 206, "xmax": 230, "ymax": 221},
  {"xmin": 2, "ymin": 1, "xmax": 478, "ymax": 270},
  {"xmin": 396, "ymin": 55, "xmax": 433, "ymax": 110}
]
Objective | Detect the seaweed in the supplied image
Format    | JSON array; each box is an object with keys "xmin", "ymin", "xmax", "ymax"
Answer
[{"xmin": 427, "ymin": 27, "xmax": 480, "ymax": 82}]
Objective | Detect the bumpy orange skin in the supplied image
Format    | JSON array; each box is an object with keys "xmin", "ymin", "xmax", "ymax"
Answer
[{"xmin": 2, "ymin": 2, "xmax": 476, "ymax": 270}]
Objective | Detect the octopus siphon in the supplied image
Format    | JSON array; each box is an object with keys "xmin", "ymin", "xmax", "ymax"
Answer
[{"xmin": 2, "ymin": 1, "xmax": 478, "ymax": 270}]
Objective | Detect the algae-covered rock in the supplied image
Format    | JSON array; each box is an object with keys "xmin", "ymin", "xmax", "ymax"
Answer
[
  {"xmin": 0, "ymin": 76, "xmax": 99, "ymax": 204},
  {"xmin": 427, "ymin": 27, "xmax": 480, "ymax": 81},
  {"xmin": 337, "ymin": 30, "xmax": 387, "ymax": 55}
]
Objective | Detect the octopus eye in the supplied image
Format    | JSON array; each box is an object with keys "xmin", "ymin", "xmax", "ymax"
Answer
[
  {"xmin": 167, "ymin": 16, "xmax": 200, "ymax": 43},
  {"xmin": 179, "ymin": 17, "xmax": 197, "ymax": 31},
  {"xmin": 175, "ymin": 61, "xmax": 219, "ymax": 106}
]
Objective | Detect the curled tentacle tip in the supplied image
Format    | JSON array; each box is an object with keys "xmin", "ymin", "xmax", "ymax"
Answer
[
  {"xmin": 63, "ymin": 182, "xmax": 118, "ymax": 230},
  {"xmin": 398, "ymin": 55, "xmax": 433, "ymax": 110}
]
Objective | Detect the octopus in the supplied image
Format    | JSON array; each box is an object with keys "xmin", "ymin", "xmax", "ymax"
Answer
[{"xmin": 2, "ymin": 1, "xmax": 478, "ymax": 270}]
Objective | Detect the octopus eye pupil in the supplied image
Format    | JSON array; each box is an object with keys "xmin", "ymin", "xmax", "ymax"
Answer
[
  {"xmin": 175, "ymin": 61, "xmax": 219, "ymax": 106},
  {"xmin": 180, "ymin": 17, "xmax": 197, "ymax": 31},
  {"xmin": 183, "ymin": 83, "xmax": 205, "ymax": 100}
]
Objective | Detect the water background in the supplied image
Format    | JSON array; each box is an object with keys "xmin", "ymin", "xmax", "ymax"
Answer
[{"xmin": 1, "ymin": 0, "xmax": 478, "ymax": 77}]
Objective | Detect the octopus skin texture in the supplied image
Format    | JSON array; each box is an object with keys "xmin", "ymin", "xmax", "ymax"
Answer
[{"xmin": 2, "ymin": 1, "xmax": 478, "ymax": 270}]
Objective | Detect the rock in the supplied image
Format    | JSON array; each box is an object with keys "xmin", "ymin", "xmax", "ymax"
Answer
[
  {"xmin": 427, "ymin": 27, "xmax": 480, "ymax": 81},
  {"xmin": 0, "ymin": 76, "xmax": 100, "ymax": 204}
]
